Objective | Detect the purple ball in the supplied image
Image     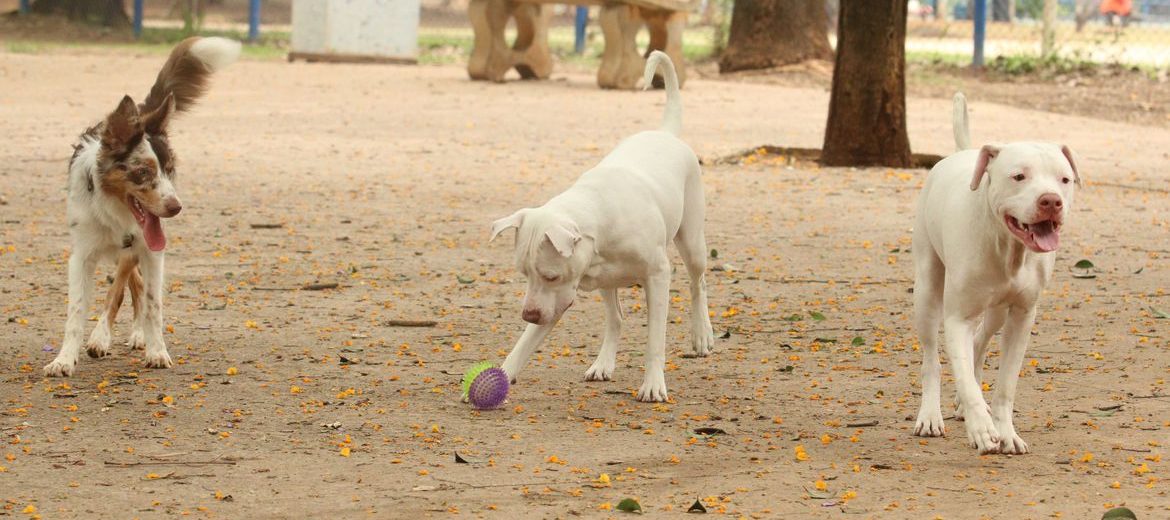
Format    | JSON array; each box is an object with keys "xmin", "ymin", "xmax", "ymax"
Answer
[{"xmin": 468, "ymin": 367, "xmax": 509, "ymax": 410}]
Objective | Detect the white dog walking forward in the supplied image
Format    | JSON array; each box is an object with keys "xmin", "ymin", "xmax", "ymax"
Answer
[
  {"xmin": 44, "ymin": 37, "xmax": 240, "ymax": 377},
  {"xmin": 490, "ymin": 51, "xmax": 715, "ymax": 402},
  {"xmin": 912, "ymin": 93, "xmax": 1081, "ymax": 453}
]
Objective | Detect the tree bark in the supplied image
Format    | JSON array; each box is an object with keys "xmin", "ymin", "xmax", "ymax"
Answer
[
  {"xmin": 821, "ymin": 0, "xmax": 911, "ymax": 168},
  {"xmin": 1041, "ymin": 0, "xmax": 1057, "ymax": 57},
  {"xmin": 1074, "ymin": 0, "xmax": 1095, "ymax": 31},
  {"xmin": 719, "ymin": 0, "xmax": 832, "ymax": 73},
  {"xmin": 30, "ymin": 0, "xmax": 130, "ymax": 27}
]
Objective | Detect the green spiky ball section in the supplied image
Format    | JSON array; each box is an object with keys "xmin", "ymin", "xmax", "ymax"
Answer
[{"xmin": 462, "ymin": 361, "xmax": 494, "ymax": 399}]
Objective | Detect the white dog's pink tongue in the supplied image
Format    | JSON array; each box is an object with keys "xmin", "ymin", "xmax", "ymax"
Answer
[
  {"xmin": 143, "ymin": 214, "xmax": 167, "ymax": 252},
  {"xmin": 1031, "ymin": 221, "xmax": 1059, "ymax": 252}
]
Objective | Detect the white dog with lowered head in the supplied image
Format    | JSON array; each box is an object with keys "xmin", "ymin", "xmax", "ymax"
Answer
[
  {"xmin": 489, "ymin": 51, "xmax": 715, "ymax": 403},
  {"xmin": 912, "ymin": 93, "xmax": 1081, "ymax": 454}
]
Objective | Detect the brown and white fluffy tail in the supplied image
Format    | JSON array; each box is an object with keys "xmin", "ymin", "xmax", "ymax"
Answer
[{"xmin": 140, "ymin": 37, "xmax": 241, "ymax": 116}]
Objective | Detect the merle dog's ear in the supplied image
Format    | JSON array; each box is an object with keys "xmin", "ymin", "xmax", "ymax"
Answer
[
  {"xmin": 1060, "ymin": 144, "xmax": 1082, "ymax": 187},
  {"xmin": 544, "ymin": 223, "xmax": 581, "ymax": 258},
  {"xmin": 142, "ymin": 93, "xmax": 176, "ymax": 136},
  {"xmin": 970, "ymin": 144, "xmax": 1001, "ymax": 191},
  {"xmin": 102, "ymin": 95, "xmax": 144, "ymax": 157},
  {"xmin": 490, "ymin": 209, "xmax": 527, "ymax": 242}
]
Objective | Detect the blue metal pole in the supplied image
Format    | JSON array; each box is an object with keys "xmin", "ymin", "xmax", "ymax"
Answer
[
  {"xmin": 249, "ymin": 0, "xmax": 261, "ymax": 42},
  {"xmin": 574, "ymin": 7, "xmax": 587, "ymax": 54},
  {"xmin": 972, "ymin": 0, "xmax": 986, "ymax": 68},
  {"xmin": 18, "ymin": 0, "xmax": 29, "ymax": 15},
  {"xmin": 133, "ymin": 0, "xmax": 144, "ymax": 39}
]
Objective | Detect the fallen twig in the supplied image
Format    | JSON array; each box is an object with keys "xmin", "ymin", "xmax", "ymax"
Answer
[
  {"xmin": 385, "ymin": 320, "xmax": 437, "ymax": 327},
  {"xmin": 250, "ymin": 223, "xmax": 284, "ymax": 229},
  {"xmin": 105, "ymin": 460, "xmax": 237, "ymax": 467},
  {"xmin": 302, "ymin": 282, "xmax": 338, "ymax": 291},
  {"xmin": 846, "ymin": 420, "xmax": 879, "ymax": 428}
]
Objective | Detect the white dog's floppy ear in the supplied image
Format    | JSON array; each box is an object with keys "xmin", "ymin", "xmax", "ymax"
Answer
[
  {"xmin": 490, "ymin": 210, "xmax": 526, "ymax": 242},
  {"xmin": 544, "ymin": 224, "xmax": 581, "ymax": 258},
  {"xmin": 970, "ymin": 144, "xmax": 1001, "ymax": 191},
  {"xmin": 1060, "ymin": 145, "xmax": 1082, "ymax": 187}
]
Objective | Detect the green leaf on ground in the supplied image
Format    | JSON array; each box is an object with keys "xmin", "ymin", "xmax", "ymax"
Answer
[
  {"xmin": 1101, "ymin": 507, "xmax": 1137, "ymax": 520},
  {"xmin": 851, "ymin": 336, "xmax": 865, "ymax": 346},
  {"xmin": 809, "ymin": 311, "xmax": 826, "ymax": 321},
  {"xmin": 616, "ymin": 498, "xmax": 642, "ymax": 513}
]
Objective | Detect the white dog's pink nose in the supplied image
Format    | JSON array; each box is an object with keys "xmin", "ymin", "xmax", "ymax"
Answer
[
  {"xmin": 1037, "ymin": 193, "xmax": 1062, "ymax": 217},
  {"xmin": 522, "ymin": 308, "xmax": 542, "ymax": 324}
]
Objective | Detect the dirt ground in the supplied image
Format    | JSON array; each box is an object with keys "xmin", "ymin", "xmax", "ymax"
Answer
[{"xmin": 1, "ymin": 46, "xmax": 1169, "ymax": 519}]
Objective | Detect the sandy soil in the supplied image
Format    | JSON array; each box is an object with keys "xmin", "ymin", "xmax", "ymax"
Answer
[{"xmin": 0, "ymin": 48, "xmax": 1168, "ymax": 519}]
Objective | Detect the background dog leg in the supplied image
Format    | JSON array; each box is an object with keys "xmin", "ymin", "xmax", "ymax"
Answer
[
  {"xmin": 87, "ymin": 254, "xmax": 136, "ymax": 358},
  {"xmin": 44, "ymin": 253, "xmax": 98, "ymax": 376},
  {"xmin": 636, "ymin": 268, "xmax": 671, "ymax": 402},
  {"xmin": 138, "ymin": 253, "xmax": 172, "ymax": 369},
  {"xmin": 943, "ymin": 315, "xmax": 1000, "ymax": 453},
  {"xmin": 585, "ymin": 288, "xmax": 621, "ymax": 381},
  {"xmin": 990, "ymin": 306, "xmax": 1036, "ymax": 455},
  {"xmin": 501, "ymin": 320, "xmax": 559, "ymax": 383},
  {"xmin": 126, "ymin": 263, "xmax": 144, "ymax": 349}
]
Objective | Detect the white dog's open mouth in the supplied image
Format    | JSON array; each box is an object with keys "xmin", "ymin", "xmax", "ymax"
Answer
[
  {"xmin": 1005, "ymin": 215, "xmax": 1060, "ymax": 253},
  {"xmin": 127, "ymin": 196, "xmax": 167, "ymax": 252}
]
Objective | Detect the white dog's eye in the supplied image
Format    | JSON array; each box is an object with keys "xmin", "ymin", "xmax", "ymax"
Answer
[
  {"xmin": 1012, "ymin": 173, "xmax": 1026, "ymax": 181},
  {"xmin": 1061, "ymin": 177, "xmax": 1071, "ymax": 184}
]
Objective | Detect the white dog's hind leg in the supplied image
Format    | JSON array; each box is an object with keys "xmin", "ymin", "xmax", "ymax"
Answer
[
  {"xmin": 585, "ymin": 288, "xmax": 622, "ymax": 381},
  {"xmin": 913, "ymin": 252, "xmax": 946, "ymax": 437},
  {"xmin": 502, "ymin": 320, "xmax": 560, "ymax": 384},
  {"xmin": 943, "ymin": 315, "xmax": 1001, "ymax": 453},
  {"xmin": 45, "ymin": 253, "xmax": 98, "ymax": 377},
  {"xmin": 674, "ymin": 186, "xmax": 714, "ymax": 358},
  {"xmin": 955, "ymin": 306, "xmax": 1006, "ymax": 420},
  {"xmin": 990, "ymin": 306, "xmax": 1035, "ymax": 454},
  {"xmin": 636, "ymin": 266, "xmax": 672, "ymax": 402},
  {"xmin": 138, "ymin": 253, "xmax": 172, "ymax": 369}
]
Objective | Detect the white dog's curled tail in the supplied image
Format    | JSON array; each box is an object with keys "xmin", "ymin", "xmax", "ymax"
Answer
[
  {"xmin": 642, "ymin": 50, "xmax": 682, "ymax": 136},
  {"xmin": 952, "ymin": 92, "xmax": 971, "ymax": 151}
]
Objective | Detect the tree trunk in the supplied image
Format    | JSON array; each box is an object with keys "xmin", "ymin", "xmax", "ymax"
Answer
[
  {"xmin": 1074, "ymin": 0, "xmax": 1095, "ymax": 32},
  {"xmin": 1041, "ymin": 0, "xmax": 1057, "ymax": 57},
  {"xmin": 719, "ymin": 0, "xmax": 832, "ymax": 73},
  {"xmin": 821, "ymin": 0, "xmax": 911, "ymax": 168},
  {"xmin": 30, "ymin": 0, "xmax": 130, "ymax": 27}
]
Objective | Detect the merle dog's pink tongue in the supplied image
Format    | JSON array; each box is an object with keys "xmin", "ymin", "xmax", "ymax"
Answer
[
  {"xmin": 1031, "ymin": 221, "xmax": 1059, "ymax": 252},
  {"xmin": 143, "ymin": 213, "xmax": 166, "ymax": 252}
]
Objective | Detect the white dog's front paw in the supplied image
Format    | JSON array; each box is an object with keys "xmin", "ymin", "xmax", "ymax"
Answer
[
  {"xmin": 953, "ymin": 395, "xmax": 991, "ymax": 421},
  {"xmin": 964, "ymin": 414, "xmax": 1002, "ymax": 454},
  {"xmin": 43, "ymin": 358, "xmax": 77, "ymax": 377},
  {"xmin": 635, "ymin": 371, "xmax": 668, "ymax": 402},
  {"xmin": 143, "ymin": 349, "xmax": 173, "ymax": 369},
  {"xmin": 584, "ymin": 357, "xmax": 615, "ymax": 381},
  {"xmin": 128, "ymin": 329, "xmax": 145, "ymax": 351},
  {"xmin": 914, "ymin": 405, "xmax": 946, "ymax": 437},
  {"xmin": 86, "ymin": 328, "xmax": 112, "ymax": 359},
  {"xmin": 992, "ymin": 414, "xmax": 1029, "ymax": 454},
  {"xmin": 500, "ymin": 359, "xmax": 521, "ymax": 384},
  {"xmin": 998, "ymin": 432, "xmax": 1029, "ymax": 454},
  {"xmin": 686, "ymin": 323, "xmax": 715, "ymax": 358}
]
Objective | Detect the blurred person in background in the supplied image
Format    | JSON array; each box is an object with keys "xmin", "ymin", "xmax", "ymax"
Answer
[{"xmin": 1099, "ymin": 0, "xmax": 1132, "ymax": 27}]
